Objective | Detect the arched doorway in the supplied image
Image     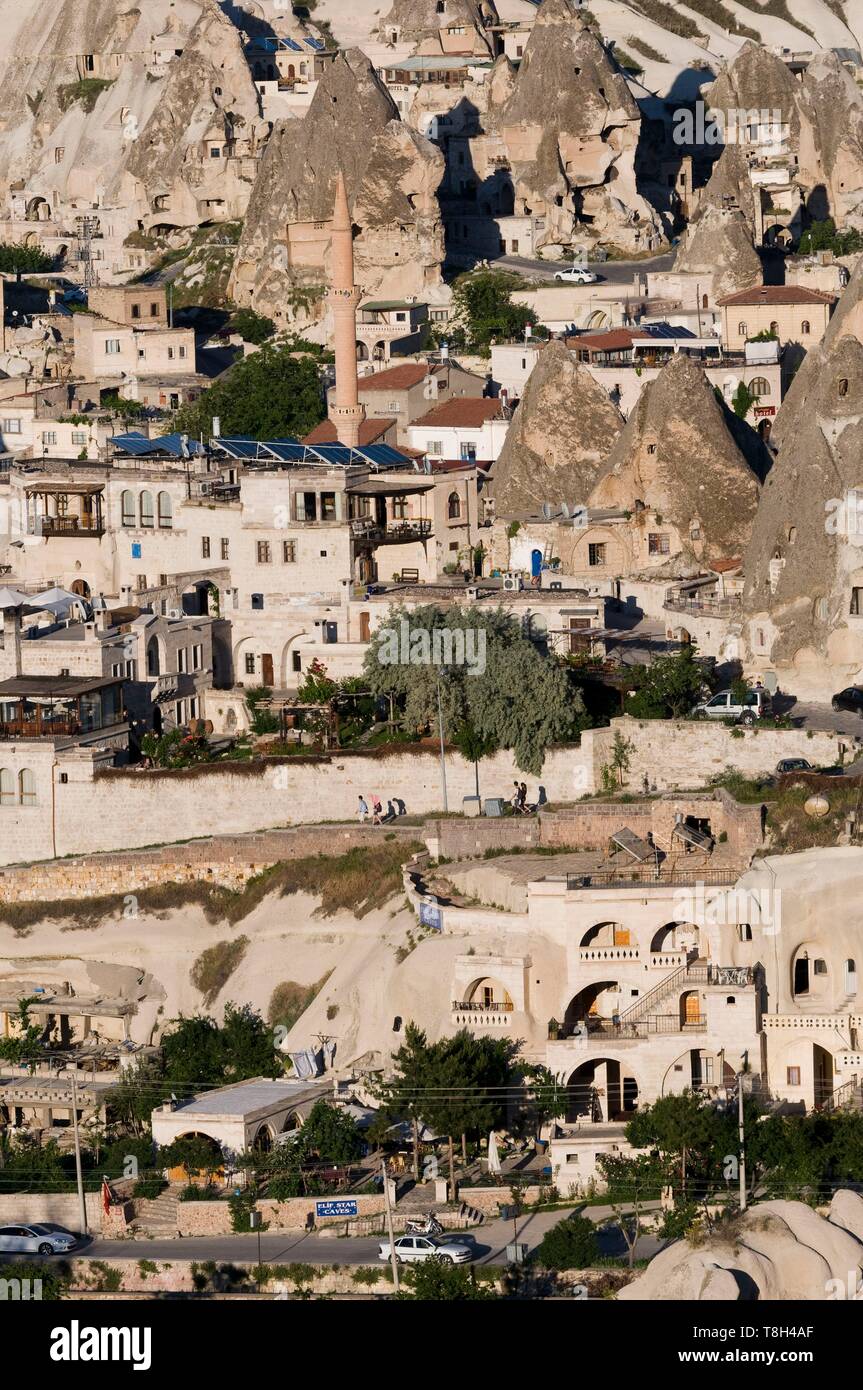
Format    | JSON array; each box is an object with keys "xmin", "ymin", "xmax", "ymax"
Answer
[
  {"xmin": 531, "ymin": 548, "xmax": 542, "ymax": 580},
  {"xmin": 70, "ymin": 578, "xmax": 90, "ymax": 599},
  {"xmin": 253, "ymin": 1124, "xmax": 274, "ymax": 1152},
  {"xmin": 565, "ymin": 1058, "xmax": 639, "ymax": 1121},
  {"xmin": 758, "ymin": 418, "xmax": 772, "ymax": 443},
  {"xmin": 564, "ymin": 981, "xmax": 620, "ymax": 1032}
]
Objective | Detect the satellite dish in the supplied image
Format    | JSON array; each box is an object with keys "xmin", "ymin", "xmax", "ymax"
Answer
[{"xmin": 805, "ymin": 795, "xmax": 830, "ymax": 819}]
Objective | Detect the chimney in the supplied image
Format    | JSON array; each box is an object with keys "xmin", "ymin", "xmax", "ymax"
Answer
[{"xmin": 2, "ymin": 607, "xmax": 23, "ymax": 677}]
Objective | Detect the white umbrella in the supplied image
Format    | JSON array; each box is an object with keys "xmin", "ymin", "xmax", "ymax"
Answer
[
  {"xmin": 0, "ymin": 586, "xmax": 29, "ymax": 609},
  {"xmin": 488, "ymin": 1129, "xmax": 502, "ymax": 1175},
  {"xmin": 30, "ymin": 586, "xmax": 80, "ymax": 606}
]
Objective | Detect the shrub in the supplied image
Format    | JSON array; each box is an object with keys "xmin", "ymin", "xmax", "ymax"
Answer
[
  {"xmin": 133, "ymin": 1172, "xmax": 167, "ymax": 1200},
  {"xmin": 536, "ymin": 1213, "xmax": 599, "ymax": 1270}
]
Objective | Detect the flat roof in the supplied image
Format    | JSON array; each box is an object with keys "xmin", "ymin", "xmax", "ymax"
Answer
[
  {"xmin": 168, "ymin": 1077, "xmax": 329, "ymax": 1119},
  {"xmin": 0, "ymin": 675, "xmax": 121, "ymax": 697}
]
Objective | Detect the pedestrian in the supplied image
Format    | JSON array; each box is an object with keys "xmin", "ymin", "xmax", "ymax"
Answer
[
  {"xmin": 386, "ymin": 800, "xmax": 396, "ymax": 820},
  {"xmin": 512, "ymin": 782, "xmax": 522, "ymax": 814},
  {"xmin": 358, "ymin": 795, "xmax": 369, "ymax": 823},
  {"xmin": 372, "ymin": 794, "xmax": 383, "ymax": 825},
  {"xmin": 519, "ymin": 782, "xmax": 528, "ymax": 812}
]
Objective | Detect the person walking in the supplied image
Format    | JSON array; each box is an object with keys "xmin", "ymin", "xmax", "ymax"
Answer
[{"xmin": 358, "ymin": 795, "xmax": 369, "ymax": 823}]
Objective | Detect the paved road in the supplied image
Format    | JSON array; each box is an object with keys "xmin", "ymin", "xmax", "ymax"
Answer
[
  {"xmin": 495, "ymin": 251, "xmax": 675, "ymax": 285},
  {"xmin": 43, "ymin": 1203, "xmax": 665, "ymax": 1267}
]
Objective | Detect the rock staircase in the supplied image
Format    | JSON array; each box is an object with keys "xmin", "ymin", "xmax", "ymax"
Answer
[
  {"xmin": 130, "ymin": 1191, "xmax": 179, "ymax": 1238},
  {"xmin": 618, "ymin": 955, "xmax": 708, "ymax": 1027}
]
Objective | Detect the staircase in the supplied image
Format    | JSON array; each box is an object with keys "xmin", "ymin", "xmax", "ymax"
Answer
[
  {"xmin": 618, "ymin": 956, "xmax": 707, "ymax": 1027},
  {"xmin": 130, "ymin": 1191, "xmax": 179, "ymax": 1238},
  {"xmin": 823, "ymin": 1075, "xmax": 863, "ymax": 1113}
]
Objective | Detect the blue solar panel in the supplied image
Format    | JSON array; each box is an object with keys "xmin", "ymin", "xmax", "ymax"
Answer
[
  {"xmin": 360, "ymin": 443, "xmax": 414, "ymax": 468},
  {"xmin": 263, "ymin": 441, "xmax": 308, "ymax": 462},
  {"xmin": 212, "ymin": 437, "xmax": 261, "ymax": 459},
  {"xmin": 310, "ymin": 445, "xmax": 354, "ymax": 465},
  {"xmin": 283, "ymin": 37, "xmax": 303, "ymax": 51},
  {"xmin": 111, "ymin": 432, "xmax": 151, "ymax": 454},
  {"xmin": 305, "ymin": 37, "xmax": 325, "ymax": 49},
  {"xmin": 642, "ymin": 322, "xmax": 696, "ymax": 340}
]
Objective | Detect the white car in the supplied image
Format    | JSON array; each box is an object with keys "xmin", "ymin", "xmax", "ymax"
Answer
[
  {"xmin": 692, "ymin": 687, "xmax": 772, "ymax": 724},
  {"xmin": 378, "ymin": 1234, "xmax": 473, "ymax": 1265},
  {"xmin": 554, "ymin": 265, "xmax": 598, "ymax": 284},
  {"xmin": 0, "ymin": 1224, "xmax": 78, "ymax": 1255}
]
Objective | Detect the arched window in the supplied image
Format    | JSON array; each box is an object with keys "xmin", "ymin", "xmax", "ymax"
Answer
[
  {"xmin": 0, "ymin": 768, "xmax": 13, "ymax": 806},
  {"xmin": 139, "ymin": 491, "xmax": 154, "ymax": 528},
  {"xmin": 801, "ymin": 320, "xmax": 810, "ymax": 335},
  {"xmin": 157, "ymin": 492, "xmax": 172, "ymax": 529},
  {"xmin": 448, "ymin": 491, "xmax": 461, "ymax": 520},
  {"xmin": 738, "ymin": 321, "xmax": 748, "ymax": 337},
  {"xmin": 748, "ymin": 377, "xmax": 770, "ymax": 397},
  {"xmin": 18, "ymin": 768, "xmax": 36, "ymax": 805},
  {"xmin": 839, "ymin": 379, "xmax": 849, "ymax": 397},
  {"xmin": 121, "ymin": 490, "xmax": 135, "ymax": 527}
]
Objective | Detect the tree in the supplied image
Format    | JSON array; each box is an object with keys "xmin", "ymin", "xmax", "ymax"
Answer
[
  {"xmin": 452, "ymin": 720, "xmax": 497, "ymax": 799},
  {"xmin": 625, "ymin": 1091, "xmax": 721, "ymax": 1200},
  {"xmin": 299, "ymin": 1100, "xmax": 363, "ymax": 1164},
  {"xmin": 229, "ymin": 307, "xmax": 275, "ymax": 345},
  {"xmin": 160, "ymin": 1134, "xmax": 221, "ymax": 1186},
  {"xmin": 160, "ymin": 1003, "xmax": 280, "ymax": 1092},
  {"xmin": 624, "ymin": 645, "xmax": 706, "ymax": 720},
  {"xmin": 0, "ymin": 997, "xmax": 43, "ymax": 1066},
  {"xmin": 596, "ymin": 1152, "xmax": 664, "ymax": 1267},
  {"xmin": 536, "ymin": 1212, "xmax": 599, "ymax": 1271},
  {"xmin": 448, "ymin": 271, "xmax": 534, "ymax": 351},
  {"xmin": 105, "ymin": 1058, "xmax": 167, "ymax": 1138},
  {"xmin": 174, "ymin": 343, "xmax": 325, "ymax": 440},
  {"xmin": 396, "ymin": 1261, "xmax": 498, "ymax": 1300},
  {"xmin": 364, "ymin": 604, "xmax": 586, "ymax": 775},
  {"xmin": 0, "ymin": 242, "xmax": 55, "ymax": 273},
  {"xmin": 731, "ymin": 380, "xmax": 757, "ymax": 419},
  {"xmin": 518, "ymin": 1064, "xmax": 566, "ymax": 1142},
  {"xmin": 376, "ymin": 1023, "xmax": 433, "ymax": 1180}
]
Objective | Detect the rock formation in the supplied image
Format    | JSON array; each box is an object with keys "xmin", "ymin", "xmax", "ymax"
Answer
[
  {"xmin": 589, "ymin": 355, "xmax": 764, "ymax": 564},
  {"xmin": 798, "ymin": 51, "xmax": 863, "ymax": 231},
  {"xmin": 229, "ymin": 48, "xmax": 445, "ymax": 327},
  {"xmin": 674, "ymin": 201, "xmax": 763, "ymax": 300},
  {"xmin": 491, "ymin": 0, "xmax": 664, "ymax": 255},
  {"xmin": 706, "ymin": 41, "xmax": 802, "ymax": 149},
  {"xmin": 741, "ymin": 256, "xmax": 863, "ymax": 697},
  {"xmin": 488, "ymin": 340, "xmax": 623, "ymax": 515},
  {"xmin": 378, "ymin": 0, "xmax": 498, "ymax": 55},
  {"xmin": 619, "ymin": 1192, "xmax": 863, "ymax": 1301},
  {"xmin": 118, "ymin": 0, "xmax": 266, "ymax": 230}
]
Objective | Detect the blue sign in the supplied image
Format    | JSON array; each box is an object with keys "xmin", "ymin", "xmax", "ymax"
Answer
[
  {"xmin": 419, "ymin": 902, "xmax": 443, "ymax": 932},
  {"xmin": 316, "ymin": 1199, "xmax": 358, "ymax": 1218},
  {"xmin": 131, "ymin": 543, "xmax": 142, "ymax": 559}
]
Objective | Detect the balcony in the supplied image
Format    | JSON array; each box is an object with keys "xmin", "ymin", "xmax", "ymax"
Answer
[
  {"xmin": 36, "ymin": 517, "xmax": 105, "ymax": 539},
  {"xmin": 351, "ymin": 518, "xmax": 432, "ymax": 545},
  {"xmin": 664, "ymin": 587, "xmax": 742, "ymax": 617},
  {"xmin": 565, "ymin": 865, "xmax": 739, "ymax": 891},
  {"xmin": 549, "ymin": 1012, "xmax": 707, "ymax": 1043},
  {"xmin": 578, "ymin": 945, "xmax": 639, "ymax": 964},
  {"xmin": 451, "ymin": 1000, "xmax": 514, "ymax": 1028}
]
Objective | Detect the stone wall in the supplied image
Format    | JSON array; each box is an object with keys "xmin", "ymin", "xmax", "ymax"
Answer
[
  {"xmin": 176, "ymin": 1193, "xmax": 388, "ymax": 1236},
  {"xmin": 0, "ymin": 1192, "xmax": 103, "ymax": 1228}
]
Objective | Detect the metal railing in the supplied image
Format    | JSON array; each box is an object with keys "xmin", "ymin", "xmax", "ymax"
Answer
[
  {"xmin": 565, "ymin": 865, "xmax": 739, "ymax": 890},
  {"xmin": 451, "ymin": 1000, "xmax": 514, "ymax": 1013}
]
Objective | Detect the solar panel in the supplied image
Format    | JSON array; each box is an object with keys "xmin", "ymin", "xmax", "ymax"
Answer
[
  {"xmin": 308, "ymin": 445, "xmax": 354, "ymax": 465},
  {"xmin": 284, "ymin": 37, "xmax": 303, "ymax": 51},
  {"xmin": 360, "ymin": 443, "xmax": 414, "ymax": 469},
  {"xmin": 211, "ymin": 437, "xmax": 261, "ymax": 459},
  {"xmin": 263, "ymin": 441, "xmax": 308, "ymax": 462},
  {"xmin": 306, "ymin": 37, "xmax": 325, "ymax": 49}
]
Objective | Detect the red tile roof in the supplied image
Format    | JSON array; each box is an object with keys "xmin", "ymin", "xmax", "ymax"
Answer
[
  {"xmin": 717, "ymin": 285, "xmax": 837, "ymax": 306},
  {"xmin": 302, "ymin": 417, "xmax": 396, "ymax": 445},
  {"xmin": 413, "ymin": 397, "xmax": 503, "ymax": 428},
  {"xmin": 357, "ymin": 363, "xmax": 429, "ymax": 391},
  {"xmin": 567, "ymin": 329, "xmax": 637, "ymax": 352}
]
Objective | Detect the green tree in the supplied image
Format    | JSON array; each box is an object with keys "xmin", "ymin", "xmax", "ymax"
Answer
[
  {"xmin": 160, "ymin": 1003, "xmax": 280, "ymax": 1092},
  {"xmin": 449, "ymin": 271, "xmax": 535, "ymax": 350},
  {"xmin": 596, "ymin": 1152, "xmax": 664, "ymax": 1267},
  {"xmin": 625, "ymin": 1091, "xmax": 721, "ymax": 1199},
  {"xmin": 452, "ymin": 720, "xmax": 497, "ymax": 799},
  {"xmin": 376, "ymin": 1023, "xmax": 434, "ymax": 1180},
  {"xmin": 174, "ymin": 343, "xmax": 325, "ymax": 439},
  {"xmin": 417, "ymin": 1030, "xmax": 517, "ymax": 1199},
  {"xmin": 0, "ymin": 242, "xmax": 55, "ymax": 273},
  {"xmin": 160, "ymin": 1134, "xmax": 221, "ymax": 1186},
  {"xmin": 229, "ymin": 307, "xmax": 276, "ymax": 344},
  {"xmin": 396, "ymin": 1261, "xmax": 498, "ymax": 1300},
  {"xmin": 536, "ymin": 1212, "xmax": 599, "ymax": 1270},
  {"xmin": 0, "ymin": 996, "xmax": 43, "ymax": 1066},
  {"xmin": 364, "ymin": 605, "xmax": 585, "ymax": 775},
  {"xmin": 299, "ymin": 1100, "xmax": 364, "ymax": 1163},
  {"xmin": 624, "ymin": 645, "xmax": 706, "ymax": 720},
  {"xmin": 517, "ymin": 1063, "xmax": 566, "ymax": 1142},
  {"xmin": 731, "ymin": 380, "xmax": 757, "ymax": 419}
]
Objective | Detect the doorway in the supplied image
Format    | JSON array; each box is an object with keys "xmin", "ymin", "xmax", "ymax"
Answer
[
  {"xmin": 359, "ymin": 611, "xmax": 370, "ymax": 642},
  {"xmin": 261, "ymin": 653, "xmax": 274, "ymax": 686}
]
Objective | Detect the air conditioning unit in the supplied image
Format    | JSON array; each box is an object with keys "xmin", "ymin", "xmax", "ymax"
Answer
[
  {"xmin": 166, "ymin": 608, "xmax": 182, "ymax": 620},
  {"xmin": 199, "ymin": 481, "xmax": 212, "ymax": 495},
  {"xmin": 502, "ymin": 572, "xmax": 522, "ymax": 593}
]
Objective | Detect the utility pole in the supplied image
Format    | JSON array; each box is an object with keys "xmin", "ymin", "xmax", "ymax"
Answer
[
  {"xmin": 738, "ymin": 1068, "xmax": 747, "ymax": 1213},
  {"xmin": 70, "ymin": 1071, "xmax": 88, "ymax": 1236},
  {"xmin": 436, "ymin": 675, "xmax": 448, "ymax": 813},
  {"xmin": 381, "ymin": 1158, "xmax": 400, "ymax": 1292}
]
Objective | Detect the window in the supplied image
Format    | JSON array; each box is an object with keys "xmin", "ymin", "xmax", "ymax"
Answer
[
  {"xmin": 131, "ymin": 303, "xmax": 140, "ymax": 319},
  {"xmin": 71, "ymin": 431, "xmax": 87, "ymax": 446},
  {"xmin": 448, "ymin": 491, "xmax": 461, "ymax": 520},
  {"xmin": 738, "ymin": 322, "xmax": 747, "ymax": 337},
  {"xmin": 105, "ymin": 339, "xmax": 121, "ymax": 354},
  {"xmin": 460, "ymin": 443, "xmax": 476, "ymax": 462},
  {"xmin": 748, "ymin": 377, "xmax": 770, "ymax": 397},
  {"xmin": 320, "ymin": 492, "xmax": 337, "ymax": 521},
  {"xmin": 282, "ymin": 540, "xmax": 296, "ymax": 563},
  {"xmin": 801, "ymin": 320, "xmax": 810, "ymax": 335},
  {"xmin": 220, "ymin": 538, "xmax": 229, "ymax": 560},
  {"xmin": 139, "ymin": 491, "xmax": 154, "ymax": 528},
  {"xmin": 192, "ymin": 644, "xmax": 203, "ymax": 671},
  {"xmin": 167, "ymin": 347, "xmax": 174, "ymax": 360},
  {"xmin": 257, "ymin": 540, "xmax": 272, "ymax": 564},
  {"xmin": 251, "ymin": 593, "xmax": 264, "ymax": 610},
  {"xmin": 392, "ymin": 495, "xmax": 408, "ymax": 520},
  {"xmin": 157, "ymin": 492, "xmax": 172, "ymax": 529},
  {"xmin": 42, "ymin": 431, "xmax": 57, "ymax": 446},
  {"xmin": 55, "ymin": 146, "xmax": 64, "ymax": 163},
  {"xmin": 738, "ymin": 923, "xmax": 753, "ymax": 942},
  {"xmin": 851, "ymin": 588, "xmax": 863, "ymax": 616},
  {"xmin": 122, "ymin": 491, "xmax": 135, "ymax": 529},
  {"xmin": 786, "ymin": 1067, "xmax": 801, "ymax": 1087},
  {"xmin": 244, "ymin": 653, "xmax": 256, "ymax": 675},
  {"xmin": 427, "ymin": 440, "xmax": 443, "ymax": 456},
  {"xmin": 588, "ymin": 543, "xmax": 606, "ymax": 567},
  {"xmin": 178, "ymin": 647, "xmax": 188, "ymax": 674},
  {"xmin": 726, "ymin": 996, "xmax": 736, "ymax": 1005},
  {"xmin": 179, "ymin": 345, "xmax": 187, "ymax": 359},
  {"xmin": 387, "ymin": 400, "xmax": 401, "ymax": 413},
  {"xmin": 648, "ymin": 532, "xmax": 669, "ymax": 555},
  {"xmin": 814, "ymin": 958, "xmax": 827, "ymax": 975},
  {"xmin": 1, "ymin": 418, "xmax": 20, "ymax": 434},
  {"xmin": 150, "ymin": 303, "xmax": 159, "ymax": 318},
  {"xmin": 292, "ymin": 651, "xmax": 302, "ymax": 672},
  {"xmin": 210, "ymin": 147, "xmax": 221, "ymax": 158},
  {"xmin": 18, "ymin": 768, "xmax": 36, "ymax": 806},
  {"xmin": 0, "ymin": 769, "xmax": 13, "ymax": 806},
  {"xmin": 839, "ymin": 379, "xmax": 849, "ymax": 397},
  {"xmin": 201, "ymin": 536, "xmax": 211, "ymax": 558}
]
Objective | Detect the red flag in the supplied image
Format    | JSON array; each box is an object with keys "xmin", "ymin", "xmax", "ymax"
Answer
[{"xmin": 102, "ymin": 1179, "xmax": 111, "ymax": 1215}]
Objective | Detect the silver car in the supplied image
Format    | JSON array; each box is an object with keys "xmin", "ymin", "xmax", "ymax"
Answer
[
  {"xmin": 693, "ymin": 687, "xmax": 772, "ymax": 724},
  {"xmin": 0, "ymin": 1224, "xmax": 77, "ymax": 1255},
  {"xmin": 378, "ymin": 1234, "xmax": 473, "ymax": 1265}
]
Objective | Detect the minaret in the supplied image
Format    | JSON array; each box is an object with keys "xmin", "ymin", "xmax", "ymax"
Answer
[{"xmin": 327, "ymin": 170, "xmax": 365, "ymax": 448}]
